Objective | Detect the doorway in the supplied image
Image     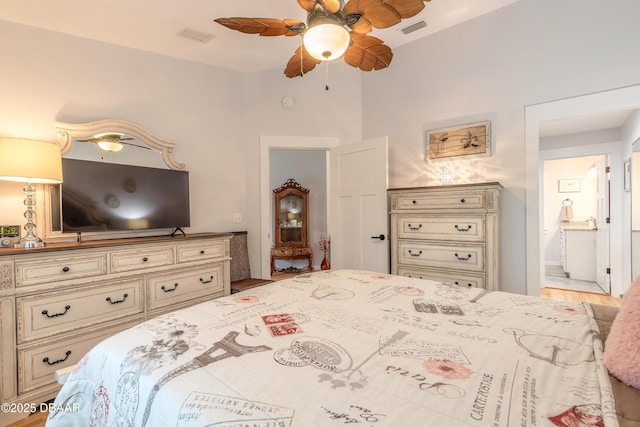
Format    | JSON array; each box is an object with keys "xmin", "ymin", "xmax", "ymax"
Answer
[
  {"xmin": 542, "ymin": 154, "xmax": 610, "ymax": 294},
  {"xmin": 525, "ymin": 84, "xmax": 640, "ymax": 298},
  {"xmin": 259, "ymin": 136, "xmax": 337, "ymax": 280}
]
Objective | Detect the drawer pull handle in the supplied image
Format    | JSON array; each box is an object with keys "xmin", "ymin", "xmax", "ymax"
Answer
[
  {"xmin": 200, "ymin": 250, "xmax": 205, "ymax": 255},
  {"xmin": 62, "ymin": 266, "xmax": 70, "ymax": 272},
  {"xmin": 407, "ymin": 224, "xmax": 422, "ymax": 231},
  {"xmin": 460, "ymin": 198, "xmax": 466, "ymax": 203},
  {"xmin": 42, "ymin": 305, "xmax": 71, "ymax": 318},
  {"xmin": 408, "ymin": 249, "xmax": 422, "ymax": 257},
  {"xmin": 43, "ymin": 350, "xmax": 71, "ymax": 366},
  {"xmin": 453, "ymin": 281, "xmax": 473, "ymax": 287},
  {"xmin": 200, "ymin": 276, "xmax": 214, "ymax": 284},
  {"xmin": 142, "ymin": 257, "xmax": 149, "ymax": 262},
  {"xmin": 106, "ymin": 293, "xmax": 129, "ymax": 305},
  {"xmin": 454, "ymin": 225, "xmax": 472, "ymax": 232},
  {"xmin": 161, "ymin": 283, "xmax": 179, "ymax": 292},
  {"xmin": 454, "ymin": 253, "xmax": 472, "ymax": 261}
]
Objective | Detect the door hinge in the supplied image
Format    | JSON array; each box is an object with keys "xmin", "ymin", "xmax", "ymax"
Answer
[
  {"xmin": 606, "ymin": 217, "xmax": 610, "ymax": 224},
  {"xmin": 605, "ymin": 166, "xmax": 610, "ymax": 173},
  {"xmin": 606, "ymin": 268, "xmax": 611, "ymax": 274}
]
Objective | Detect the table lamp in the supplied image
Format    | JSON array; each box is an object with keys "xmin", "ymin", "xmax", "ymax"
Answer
[{"xmin": 0, "ymin": 138, "xmax": 63, "ymax": 248}]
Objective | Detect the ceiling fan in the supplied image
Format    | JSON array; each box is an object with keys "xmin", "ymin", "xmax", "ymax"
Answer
[
  {"xmin": 77, "ymin": 134, "xmax": 152, "ymax": 152},
  {"xmin": 215, "ymin": 0, "xmax": 430, "ymax": 78}
]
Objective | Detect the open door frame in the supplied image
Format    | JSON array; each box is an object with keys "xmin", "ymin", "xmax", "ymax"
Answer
[
  {"xmin": 259, "ymin": 136, "xmax": 338, "ymax": 279},
  {"xmin": 525, "ymin": 85, "xmax": 640, "ymax": 297}
]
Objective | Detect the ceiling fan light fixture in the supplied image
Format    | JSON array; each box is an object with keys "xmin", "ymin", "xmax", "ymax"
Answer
[
  {"xmin": 303, "ymin": 23, "xmax": 350, "ymax": 61},
  {"xmin": 97, "ymin": 140, "xmax": 124, "ymax": 152}
]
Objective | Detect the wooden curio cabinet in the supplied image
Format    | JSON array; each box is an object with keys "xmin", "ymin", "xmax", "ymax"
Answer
[{"xmin": 271, "ymin": 179, "xmax": 313, "ymax": 273}]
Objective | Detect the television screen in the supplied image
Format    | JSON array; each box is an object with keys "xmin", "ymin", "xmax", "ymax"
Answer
[{"xmin": 61, "ymin": 159, "xmax": 190, "ymax": 232}]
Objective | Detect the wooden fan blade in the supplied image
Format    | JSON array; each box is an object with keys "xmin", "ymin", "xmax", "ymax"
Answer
[
  {"xmin": 297, "ymin": 0, "xmax": 341, "ymax": 14},
  {"xmin": 284, "ymin": 46, "xmax": 321, "ymax": 78},
  {"xmin": 214, "ymin": 17, "xmax": 305, "ymax": 36},
  {"xmin": 343, "ymin": 0, "xmax": 429, "ymax": 31},
  {"xmin": 343, "ymin": 33, "xmax": 393, "ymax": 71}
]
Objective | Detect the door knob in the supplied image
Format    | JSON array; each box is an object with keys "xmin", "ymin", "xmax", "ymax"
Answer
[{"xmin": 371, "ymin": 234, "xmax": 386, "ymax": 241}]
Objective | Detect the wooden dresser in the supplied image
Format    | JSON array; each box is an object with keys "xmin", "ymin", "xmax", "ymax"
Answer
[
  {"xmin": 389, "ymin": 183, "xmax": 501, "ymax": 291},
  {"xmin": 0, "ymin": 232, "xmax": 231, "ymax": 426}
]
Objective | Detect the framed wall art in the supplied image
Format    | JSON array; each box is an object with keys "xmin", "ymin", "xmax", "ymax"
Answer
[
  {"xmin": 558, "ymin": 178, "xmax": 581, "ymax": 193},
  {"xmin": 425, "ymin": 121, "xmax": 491, "ymax": 161}
]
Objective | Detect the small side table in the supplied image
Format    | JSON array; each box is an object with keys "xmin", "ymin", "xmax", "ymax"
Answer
[{"xmin": 271, "ymin": 246, "xmax": 313, "ymax": 274}]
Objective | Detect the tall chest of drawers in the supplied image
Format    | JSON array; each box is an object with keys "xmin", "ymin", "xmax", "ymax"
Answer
[
  {"xmin": 389, "ymin": 183, "xmax": 501, "ymax": 290},
  {"xmin": 0, "ymin": 232, "xmax": 231, "ymax": 427}
]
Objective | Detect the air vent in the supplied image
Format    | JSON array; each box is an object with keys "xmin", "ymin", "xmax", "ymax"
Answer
[
  {"xmin": 177, "ymin": 27, "xmax": 215, "ymax": 43},
  {"xmin": 401, "ymin": 20, "xmax": 427, "ymax": 35}
]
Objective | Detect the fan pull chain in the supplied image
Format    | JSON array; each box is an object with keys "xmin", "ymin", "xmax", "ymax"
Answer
[
  {"xmin": 325, "ymin": 61, "xmax": 330, "ymax": 91},
  {"xmin": 299, "ymin": 37, "xmax": 304, "ymax": 77}
]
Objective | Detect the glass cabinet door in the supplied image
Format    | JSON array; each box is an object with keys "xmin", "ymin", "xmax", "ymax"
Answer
[{"xmin": 273, "ymin": 179, "xmax": 309, "ymax": 248}]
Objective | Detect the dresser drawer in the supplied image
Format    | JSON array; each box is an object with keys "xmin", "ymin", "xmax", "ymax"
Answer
[
  {"xmin": 15, "ymin": 254, "xmax": 107, "ymax": 287},
  {"xmin": 17, "ymin": 317, "xmax": 142, "ymax": 394},
  {"xmin": 17, "ymin": 278, "xmax": 144, "ymax": 343},
  {"xmin": 148, "ymin": 263, "xmax": 224, "ymax": 310},
  {"xmin": 396, "ymin": 215, "xmax": 485, "ymax": 242},
  {"xmin": 397, "ymin": 241, "xmax": 485, "ymax": 272},
  {"xmin": 176, "ymin": 240, "xmax": 226, "ymax": 263},
  {"xmin": 110, "ymin": 246, "xmax": 174, "ymax": 273},
  {"xmin": 394, "ymin": 190, "xmax": 487, "ymax": 210},
  {"xmin": 397, "ymin": 266, "xmax": 485, "ymax": 288}
]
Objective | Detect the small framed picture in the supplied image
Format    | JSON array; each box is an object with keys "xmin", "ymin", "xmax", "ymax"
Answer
[
  {"xmin": 624, "ymin": 158, "xmax": 631, "ymax": 192},
  {"xmin": 425, "ymin": 121, "xmax": 491, "ymax": 161},
  {"xmin": 558, "ymin": 178, "xmax": 581, "ymax": 193}
]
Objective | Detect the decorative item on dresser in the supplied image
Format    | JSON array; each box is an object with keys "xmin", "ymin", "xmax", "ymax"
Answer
[
  {"xmin": 388, "ymin": 182, "xmax": 501, "ymax": 290},
  {"xmin": 0, "ymin": 232, "xmax": 231, "ymax": 427},
  {"xmin": 270, "ymin": 179, "xmax": 312, "ymax": 274}
]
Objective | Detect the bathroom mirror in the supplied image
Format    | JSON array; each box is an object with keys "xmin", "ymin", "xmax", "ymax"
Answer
[
  {"xmin": 631, "ymin": 138, "xmax": 640, "ymax": 280},
  {"xmin": 43, "ymin": 119, "xmax": 185, "ymax": 239}
]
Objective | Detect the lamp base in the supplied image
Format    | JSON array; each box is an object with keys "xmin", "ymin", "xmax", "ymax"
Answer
[{"xmin": 14, "ymin": 237, "xmax": 46, "ymax": 249}]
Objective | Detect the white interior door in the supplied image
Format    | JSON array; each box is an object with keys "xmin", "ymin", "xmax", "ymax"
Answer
[
  {"xmin": 329, "ymin": 137, "xmax": 389, "ymax": 273},
  {"xmin": 595, "ymin": 155, "xmax": 611, "ymax": 292}
]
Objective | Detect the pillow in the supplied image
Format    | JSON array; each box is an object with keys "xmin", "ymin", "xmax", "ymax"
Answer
[{"xmin": 603, "ymin": 276, "xmax": 640, "ymax": 389}]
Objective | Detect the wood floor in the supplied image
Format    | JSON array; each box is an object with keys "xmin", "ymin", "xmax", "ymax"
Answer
[{"xmin": 6, "ymin": 282, "xmax": 621, "ymax": 427}]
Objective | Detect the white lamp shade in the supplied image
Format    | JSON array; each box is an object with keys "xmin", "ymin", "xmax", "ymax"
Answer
[
  {"xmin": 303, "ymin": 24, "xmax": 350, "ymax": 61},
  {"xmin": 0, "ymin": 138, "xmax": 63, "ymax": 183}
]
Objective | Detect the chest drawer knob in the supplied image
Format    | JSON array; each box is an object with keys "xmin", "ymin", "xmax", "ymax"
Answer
[
  {"xmin": 454, "ymin": 253, "xmax": 472, "ymax": 261},
  {"xmin": 142, "ymin": 257, "xmax": 149, "ymax": 262},
  {"xmin": 412, "ymin": 200, "xmax": 417, "ymax": 204},
  {"xmin": 454, "ymin": 225, "xmax": 472, "ymax": 232},
  {"xmin": 200, "ymin": 250, "xmax": 205, "ymax": 255},
  {"xmin": 42, "ymin": 305, "xmax": 71, "ymax": 318},
  {"xmin": 161, "ymin": 283, "xmax": 179, "ymax": 293},
  {"xmin": 453, "ymin": 281, "xmax": 473, "ymax": 287},
  {"xmin": 407, "ymin": 224, "xmax": 422, "ymax": 231},
  {"xmin": 106, "ymin": 293, "xmax": 129, "ymax": 305},
  {"xmin": 62, "ymin": 266, "xmax": 70, "ymax": 272},
  {"xmin": 43, "ymin": 350, "xmax": 72, "ymax": 366},
  {"xmin": 200, "ymin": 275, "xmax": 214, "ymax": 284},
  {"xmin": 408, "ymin": 249, "xmax": 423, "ymax": 257},
  {"xmin": 460, "ymin": 198, "xmax": 466, "ymax": 203}
]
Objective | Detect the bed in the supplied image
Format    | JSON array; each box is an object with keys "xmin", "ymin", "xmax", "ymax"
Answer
[{"xmin": 47, "ymin": 269, "xmax": 629, "ymax": 426}]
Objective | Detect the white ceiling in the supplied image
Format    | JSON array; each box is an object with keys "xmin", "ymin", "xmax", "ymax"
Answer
[{"xmin": 0, "ymin": 0, "xmax": 521, "ymax": 73}]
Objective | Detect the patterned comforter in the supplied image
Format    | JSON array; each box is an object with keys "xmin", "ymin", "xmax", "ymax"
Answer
[{"xmin": 47, "ymin": 270, "xmax": 617, "ymax": 426}]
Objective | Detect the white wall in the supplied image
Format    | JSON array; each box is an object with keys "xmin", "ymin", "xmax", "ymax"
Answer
[{"xmin": 360, "ymin": 0, "xmax": 640, "ymax": 294}]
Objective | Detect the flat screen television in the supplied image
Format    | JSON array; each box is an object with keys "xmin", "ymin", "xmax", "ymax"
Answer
[{"xmin": 61, "ymin": 158, "xmax": 190, "ymax": 232}]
